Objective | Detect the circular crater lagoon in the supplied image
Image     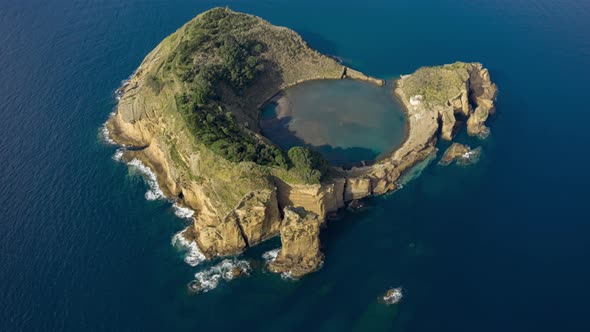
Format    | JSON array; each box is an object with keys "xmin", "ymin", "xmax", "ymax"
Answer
[{"xmin": 261, "ymin": 79, "xmax": 407, "ymax": 166}]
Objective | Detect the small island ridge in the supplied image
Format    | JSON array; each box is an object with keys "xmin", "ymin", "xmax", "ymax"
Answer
[{"xmin": 105, "ymin": 7, "xmax": 497, "ymax": 277}]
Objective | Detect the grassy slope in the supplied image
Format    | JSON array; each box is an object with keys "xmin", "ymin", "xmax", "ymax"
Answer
[
  {"xmin": 118, "ymin": 8, "xmax": 345, "ymax": 214},
  {"xmin": 400, "ymin": 62, "xmax": 471, "ymax": 106}
]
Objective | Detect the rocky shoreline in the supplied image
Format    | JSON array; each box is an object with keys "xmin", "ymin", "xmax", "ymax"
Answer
[{"xmin": 105, "ymin": 8, "xmax": 497, "ymax": 278}]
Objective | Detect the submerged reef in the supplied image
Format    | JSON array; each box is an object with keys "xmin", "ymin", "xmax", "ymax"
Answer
[{"xmin": 106, "ymin": 7, "xmax": 497, "ymax": 278}]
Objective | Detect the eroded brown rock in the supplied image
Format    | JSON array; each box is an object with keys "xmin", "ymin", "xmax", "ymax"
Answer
[
  {"xmin": 439, "ymin": 143, "xmax": 471, "ymax": 166},
  {"xmin": 193, "ymin": 215, "xmax": 247, "ymax": 258},
  {"xmin": 194, "ymin": 189, "xmax": 281, "ymax": 257},
  {"xmin": 268, "ymin": 206, "xmax": 324, "ymax": 277},
  {"xmin": 439, "ymin": 143, "xmax": 482, "ymax": 166},
  {"xmin": 226, "ymin": 189, "xmax": 281, "ymax": 246},
  {"xmin": 466, "ymin": 66, "xmax": 497, "ymax": 137}
]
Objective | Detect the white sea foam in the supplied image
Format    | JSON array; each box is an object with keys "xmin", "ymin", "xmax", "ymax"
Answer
[
  {"xmin": 122, "ymin": 154, "xmax": 196, "ymax": 217},
  {"xmin": 112, "ymin": 148, "xmax": 124, "ymax": 162},
  {"xmin": 171, "ymin": 231, "xmax": 207, "ymax": 267},
  {"xmin": 382, "ymin": 287, "xmax": 403, "ymax": 305},
  {"xmin": 457, "ymin": 147, "xmax": 482, "ymax": 166},
  {"xmin": 100, "ymin": 112, "xmax": 117, "ymax": 145},
  {"xmin": 188, "ymin": 259, "xmax": 251, "ymax": 293},
  {"xmin": 262, "ymin": 248, "xmax": 280, "ymax": 264},
  {"xmin": 172, "ymin": 203, "xmax": 195, "ymax": 219},
  {"xmin": 261, "ymin": 248, "xmax": 301, "ymax": 280},
  {"xmin": 115, "ymin": 79, "xmax": 130, "ymax": 101},
  {"xmin": 127, "ymin": 158, "xmax": 165, "ymax": 201}
]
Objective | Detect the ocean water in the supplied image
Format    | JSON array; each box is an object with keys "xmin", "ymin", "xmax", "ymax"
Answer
[
  {"xmin": 1, "ymin": 0, "xmax": 590, "ymax": 331},
  {"xmin": 260, "ymin": 79, "xmax": 406, "ymax": 165}
]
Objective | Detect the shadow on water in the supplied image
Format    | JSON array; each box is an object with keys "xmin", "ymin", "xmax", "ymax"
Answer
[
  {"xmin": 259, "ymin": 78, "xmax": 407, "ymax": 168},
  {"xmin": 260, "ymin": 111, "xmax": 379, "ymax": 166}
]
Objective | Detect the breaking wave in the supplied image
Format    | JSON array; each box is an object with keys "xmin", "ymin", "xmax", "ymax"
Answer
[
  {"xmin": 127, "ymin": 158, "xmax": 165, "ymax": 201},
  {"xmin": 261, "ymin": 248, "xmax": 297, "ymax": 280},
  {"xmin": 115, "ymin": 79, "xmax": 130, "ymax": 101},
  {"xmin": 172, "ymin": 203, "xmax": 194, "ymax": 219},
  {"xmin": 99, "ymin": 112, "xmax": 116, "ymax": 145},
  {"xmin": 188, "ymin": 259, "xmax": 251, "ymax": 293},
  {"xmin": 171, "ymin": 231, "xmax": 207, "ymax": 267},
  {"xmin": 112, "ymin": 148, "xmax": 124, "ymax": 162},
  {"xmin": 114, "ymin": 151, "xmax": 196, "ymax": 217},
  {"xmin": 280, "ymin": 271, "xmax": 295, "ymax": 280},
  {"xmin": 381, "ymin": 287, "xmax": 403, "ymax": 305},
  {"xmin": 262, "ymin": 248, "xmax": 280, "ymax": 264},
  {"xmin": 457, "ymin": 147, "xmax": 482, "ymax": 166}
]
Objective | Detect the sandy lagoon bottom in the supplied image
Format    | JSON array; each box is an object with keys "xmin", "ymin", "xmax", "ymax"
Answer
[{"xmin": 261, "ymin": 79, "xmax": 407, "ymax": 166}]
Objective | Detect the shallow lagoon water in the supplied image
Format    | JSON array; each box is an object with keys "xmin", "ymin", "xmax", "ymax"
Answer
[
  {"xmin": 2, "ymin": 0, "xmax": 590, "ymax": 331},
  {"xmin": 261, "ymin": 79, "xmax": 406, "ymax": 165}
]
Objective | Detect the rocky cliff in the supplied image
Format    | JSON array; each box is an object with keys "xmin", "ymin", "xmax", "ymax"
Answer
[
  {"xmin": 395, "ymin": 62, "xmax": 497, "ymax": 140},
  {"xmin": 106, "ymin": 8, "xmax": 497, "ymax": 278},
  {"xmin": 268, "ymin": 207, "xmax": 324, "ymax": 277}
]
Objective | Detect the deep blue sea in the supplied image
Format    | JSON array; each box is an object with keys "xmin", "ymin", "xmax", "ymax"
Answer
[{"xmin": 1, "ymin": 0, "xmax": 590, "ymax": 331}]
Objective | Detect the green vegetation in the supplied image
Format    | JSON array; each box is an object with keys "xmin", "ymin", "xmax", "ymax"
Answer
[
  {"xmin": 166, "ymin": 8, "xmax": 288, "ymax": 167},
  {"xmin": 402, "ymin": 62, "xmax": 470, "ymax": 105},
  {"xmin": 287, "ymin": 147, "xmax": 329, "ymax": 184},
  {"xmin": 155, "ymin": 8, "xmax": 329, "ymax": 183}
]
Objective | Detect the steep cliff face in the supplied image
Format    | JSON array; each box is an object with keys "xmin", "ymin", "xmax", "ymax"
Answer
[
  {"xmin": 395, "ymin": 62, "xmax": 497, "ymax": 141},
  {"xmin": 192, "ymin": 189, "xmax": 281, "ymax": 257},
  {"xmin": 226, "ymin": 189, "xmax": 281, "ymax": 246},
  {"xmin": 466, "ymin": 66, "xmax": 497, "ymax": 137},
  {"xmin": 106, "ymin": 8, "xmax": 498, "ymax": 278},
  {"xmin": 268, "ymin": 206, "xmax": 324, "ymax": 277},
  {"xmin": 274, "ymin": 178, "xmax": 345, "ymax": 223}
]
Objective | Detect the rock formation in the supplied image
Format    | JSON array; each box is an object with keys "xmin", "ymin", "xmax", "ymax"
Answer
[
  {"xmin": 395, "ymin": 62, "xmax": 497, "ymax": 141},
  {"xmin": 105, "ymin": 8, "xmax": 498, "ymax": 278},
  {"xmin": 268, "ymin": 207, "xmax": 324, "ymax": 277},
  {"xmin": 439, "ymin": 143, "xmax": 482, "ymax": 166},
  {"xmin": 439, "ymin": 143, "xmax": 471, "ymax": 166}
]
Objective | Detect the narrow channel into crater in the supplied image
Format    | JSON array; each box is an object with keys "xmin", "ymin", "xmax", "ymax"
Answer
[{"xmin": 260, "ymin": 79, "xmax": 408, "ymax": 166}]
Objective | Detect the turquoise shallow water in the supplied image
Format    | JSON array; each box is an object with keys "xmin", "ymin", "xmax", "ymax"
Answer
[
  {"xmin": 261, "ymin": 79, "xmax": 406, "ymax": 165},
  {"xmin": 1, "ymin": 0, "xmax": 590, "ymax": 331}
]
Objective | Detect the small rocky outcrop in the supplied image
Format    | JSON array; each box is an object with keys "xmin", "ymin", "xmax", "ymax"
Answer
[
  {"xmin": 440, "ymin": 143, "xmax": 470, "ymax": 165},
  {"xmin": 268, "ymin": 206, "xmax": 324, "ymax": 277},
  {"xmin": 439, "ymin": 143, "xmax": 482, "ymax": 166},
  {"xmin": 380, "ymin": 287, "xmax": 403, "ymax": 305}
]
